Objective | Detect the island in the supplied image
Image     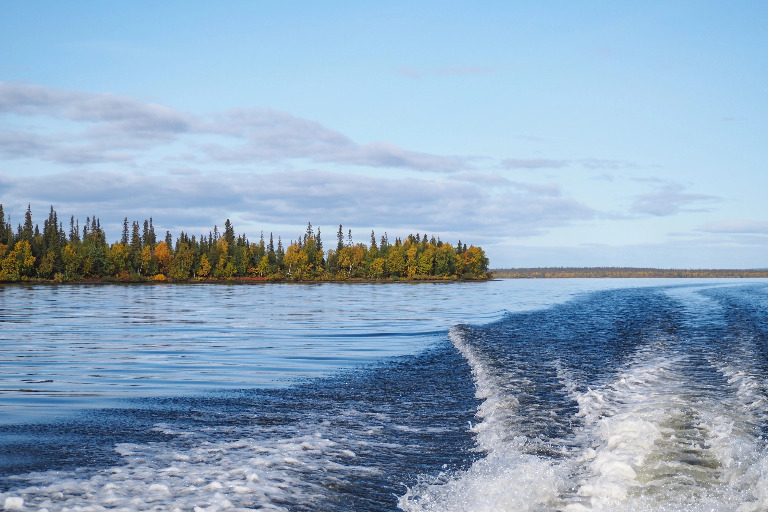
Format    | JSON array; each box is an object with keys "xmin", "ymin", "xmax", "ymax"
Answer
[{"xmin": 0, "ymin": 205, "xmax": 490, "ymax": 283}]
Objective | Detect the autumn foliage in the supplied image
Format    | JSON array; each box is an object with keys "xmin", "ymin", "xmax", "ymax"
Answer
[{"xmin": 0, "ymin": 205, "xmax": 490, "ymax": 283}]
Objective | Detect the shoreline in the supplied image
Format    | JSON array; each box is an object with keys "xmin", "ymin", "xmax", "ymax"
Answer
[
  {"xmin": 491, "ymin": 268, "xmax": 768, "ymax": 279},
  {"xmin": 0, "ymin": 275, "xmax": 492, "ymax": 286}
]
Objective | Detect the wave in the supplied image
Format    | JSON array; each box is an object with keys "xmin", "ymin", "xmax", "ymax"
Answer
[{"xmin": 401, "ymin": 285, "xmax": 768, "ymax": 512}]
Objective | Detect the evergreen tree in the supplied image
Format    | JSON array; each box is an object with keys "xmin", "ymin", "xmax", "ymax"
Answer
[
  {"xmin": 276, "ymin": 237, "xmax": 284, "ymax": 268},
  {"xmin": 121, "ymin": 218, "xmax": 129, "ymax": 244},
  {"xmin": 224, "ymin": 219, "xmax": 235, "ymax": 254},
  {"xmin": 69, "ymin": 216, "xmax": 80, "ymax": 243},
  {"xmin": 130, "ymin": 221, "xmax": 143, "ymax": 273},
  {"xmin": 268, "ymin": 232, "xmax": 276, "ymax": 265},
  {"xmin": 21, "ymin": 204, "xmax": 34, "ymax": 242},
  {"xmin": 337, "ymin": 224, "xmax": 344, "ymax": 253},
  {"xmin": 42, "ymin": 206, "xmax": 62, "ymax": 255},
  {"xmin": 0, "ymin": 204, "xmax": 7, "ymax": 244}
]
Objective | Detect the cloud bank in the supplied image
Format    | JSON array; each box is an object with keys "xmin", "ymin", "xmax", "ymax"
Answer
[
  {"xmin": 630, "ymin": 180, "xmax": 719, "ymax": 217},
  {"xmin": 0, "ymin": 82, "xmax": 470, "ymax": 172},
  {"xmin": 0, "ymin": 168, "xmax": 595, "ymax": 244}
]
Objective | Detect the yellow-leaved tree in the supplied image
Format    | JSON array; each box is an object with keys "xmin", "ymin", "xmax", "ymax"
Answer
[
  {"xmin": 0, "ymin": 241, "xmax": 36, "ymax": 281},
  {"xmin": 154, "ymin": 241, "xmax": 172, "ymax": 275}
]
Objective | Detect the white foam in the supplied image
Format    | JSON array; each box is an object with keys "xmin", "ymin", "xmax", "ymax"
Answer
[
  {"xmin": 568, "ymin": 351, "xmax": 677, "ymax": 509},
  {"xmin": 2, "ymin": 497, "xmax": 24, "ymax": 511},
  {"xmin": 399, "ymin": 448, "xmax": 564, "ymax": 512},
  {"xmin": 1, "ymin": 430, "xmax": 375, "ymax": 511},
  {"xmin": 406, "ymin": 324, "xmax": 768, "ymax": 512},
  {"xmin": 449, "ymin": 327, "xmax": 523, "ymax": 453},
  {"xmin": 399, "ymin": 328, "xmax": 567, "ymax": 511}
]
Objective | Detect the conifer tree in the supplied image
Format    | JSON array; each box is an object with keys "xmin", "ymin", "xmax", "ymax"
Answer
[
  {"xmin": 21, "ymin": 204, "xmax": 34, "ymax": 243},
  {"xmin": 276, "ymin": 237, "xmax": 284, "ymax": 268},
  {"xmin": 315, "ymin": 227, "xmax": 323, "ymax": 263},
  {"xmin": 0, "ymin": 205, "xmax": 11, "ymax": 246},
  {"xmin": 121, "ymin": 218, "xmax": 129, "ymax": 244},
  {"xmin": 69, "ymin": 216, "xmax": 80, "ymax": 243},
  {"xmin": 268, "ymin": 232, "xmax": 276, "ymax": 265},
  {"xmin": 337, "ymin": 224, "xmax": 344, "ymax": 253},
  {"xmin": 224, "ymin": 219, "xmax": 235, "ymax": 253},
  {"xmin": 130, "ymin": 221, "xmax": 142, "ymax": 273}
]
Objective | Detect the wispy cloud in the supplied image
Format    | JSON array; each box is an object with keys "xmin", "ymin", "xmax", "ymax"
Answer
[
  {"xmin": 502, "ymin": 158, "xmax": 569, "ymax": 169},
  {"xmin": 501, "ymin": 157, "xmax": 635, "ymax": 170},
  {"xmin": 630, "ymin": 180, "xmax": 720, "ymax": 216},
  {"xmin": 698, "ymin": 220, "xmax": 768, "ymax": 235},
  {"xmin": 0, "ymin": 168, "xmax": 594, "ymax": 242},
  {"xmin": 510, "ymin": 181, "xmax": 561, "ymax": 196},
  {"xmin": 0, "ymin": 82, "xmax": 194, "ymax": 137},
  {"xmin": 396, "ymin": 66, "xmax": 423, "ymax": 78},
  {"xmin": 0, "ymin": 82, "xmax": 472, "ymax": 173},
  {"xmin": 579, "ymin": 158, "xmax": 636, "ymax": 170},
  {"xmin": 434, "ymin": 66, "xmax": 495, "ymax": 76}
]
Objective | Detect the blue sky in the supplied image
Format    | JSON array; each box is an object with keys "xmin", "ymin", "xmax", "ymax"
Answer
[{"xmin": 1, "ymin": 1, "xmax": 766, "ymax": 268}]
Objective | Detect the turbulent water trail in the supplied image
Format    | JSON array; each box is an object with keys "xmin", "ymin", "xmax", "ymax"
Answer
[
  {"xmin": 401, "ymin": 285, "xmax": 768, "ymax": 512},
  {"xmin": 0, "ymin": 344, "xmax": 480, "ymax": 512}
]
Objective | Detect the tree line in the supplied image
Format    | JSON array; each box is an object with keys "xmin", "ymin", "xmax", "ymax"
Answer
[
  {"xmin": 492, "ymin": 267, "xmax": 768, "ymax": 278},
  {"xmin": 0, "ymin": 205, "xmax": 489, "ymax": 283}
]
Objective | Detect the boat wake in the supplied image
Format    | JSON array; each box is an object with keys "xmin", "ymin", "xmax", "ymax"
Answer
[{"xmin": 400, "ymin": 285, "xmax": 768, "ymax": 512}]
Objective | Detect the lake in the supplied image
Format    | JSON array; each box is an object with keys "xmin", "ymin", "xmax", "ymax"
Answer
[{"xmin": 1, "ymin": 279, "xmax": 767, "ymax": 511}]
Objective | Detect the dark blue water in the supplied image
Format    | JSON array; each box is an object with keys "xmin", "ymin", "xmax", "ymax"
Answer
[{"xmin": 1, "ymin": 280, "xmax": 767, "ymax": 511}]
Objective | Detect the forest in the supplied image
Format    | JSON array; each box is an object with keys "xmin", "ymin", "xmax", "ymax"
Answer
[
  {"xmin": 492, "ymin": 267, "xmax": 768, "ymax": 278},
  {"xmin": 0, "ymin": 205, "xmax": 490, "ymax": 283}
]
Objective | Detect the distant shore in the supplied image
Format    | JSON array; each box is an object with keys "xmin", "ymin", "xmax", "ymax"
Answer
[
  {"xmin": 492, "ymin": 268, "xmax": 768, "ymax": 278},
  {"xmin": 0, "ymin": 275, "xmax": 492, "ymax": 286}
]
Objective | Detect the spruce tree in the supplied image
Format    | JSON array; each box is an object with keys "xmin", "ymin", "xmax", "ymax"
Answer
[
  {"xmin": 337, "ymin": 224, "xmax": 344, "ymax": 253},
  {"xmin": 276, "ymin": 237, "xmax": 284, "ymax": 268},
  {"xmin": 0, "ymin": 204, "xmax": 7, "ymax": 244},
  {"xmin": 22, "ymin": 204, "xmax": 34, "ymax": 242},
  {"xmin": 224, "ymin": 219, "xmax": 235, "ymax": 252},
  {"xmin": 121, "ymin": 218, "xmax": 129, "ymax": 244},
  {"xmin": 268, "ymin": 232, "xmax": 276, "ymax": 264}
]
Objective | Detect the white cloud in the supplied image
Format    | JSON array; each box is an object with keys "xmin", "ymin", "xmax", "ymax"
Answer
[
  {"xmin": 0, "ymin": 82, "xmax": 472, "ymax": 172},
  {"xmin": 630, "ymin": 180, "xmax": 720, "ymax": 217},
  {"xmin": 0, "ymin": 169, "xmax": 594, "ymax": 244},
  {"xmin": 500, "ymin": 158, "xmax": 634, "ymax": 171},
  {"xmin": 502, "ymin": 158, "xmax": 569, "ymax": 169},
  {"xmin": 698, "ymin": 220, "xmax": 768, "ymax": 235}
]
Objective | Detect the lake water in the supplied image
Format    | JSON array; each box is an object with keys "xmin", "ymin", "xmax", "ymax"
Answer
[{"xmin": 1, "ymin": 279, "xmax": 767, "ymax": 511}]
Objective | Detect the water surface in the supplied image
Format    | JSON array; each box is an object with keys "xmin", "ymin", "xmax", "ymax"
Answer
[{"xmin": 1, "ymin": 279, "xmax": 767, "ymax": 511}]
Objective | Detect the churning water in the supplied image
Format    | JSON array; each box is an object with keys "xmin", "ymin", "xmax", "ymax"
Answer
[{"xmin": 1, "ymin": 279, "xmax": 767, "ymax": 511}]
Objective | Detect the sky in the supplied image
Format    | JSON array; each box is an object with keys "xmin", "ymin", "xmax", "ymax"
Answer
[{"xmin": 1, "ymin": 1, "xmax": 766, "ymax": 268}]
